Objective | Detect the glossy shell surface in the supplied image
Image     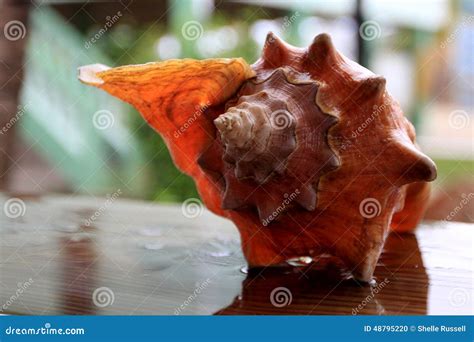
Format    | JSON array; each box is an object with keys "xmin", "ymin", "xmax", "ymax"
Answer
[{"xmin": 79, "ymin": 33, "xmax": 436, "ymax": 281}]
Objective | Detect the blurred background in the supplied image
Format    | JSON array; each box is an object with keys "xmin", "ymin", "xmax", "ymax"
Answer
[{"xmin": 0, "ymin": 0, "xmax": 472, "ymax": 222}]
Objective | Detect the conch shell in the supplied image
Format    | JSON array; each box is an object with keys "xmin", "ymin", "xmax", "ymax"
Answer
[{"xmin": 79, "ymin": 33, "xmax": 436, "ymax": 281}]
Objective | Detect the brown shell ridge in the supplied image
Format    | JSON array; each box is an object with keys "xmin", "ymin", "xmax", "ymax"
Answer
[{"xmin": 252, "ymin": 65, "xmax": 315, "ymax": 85}]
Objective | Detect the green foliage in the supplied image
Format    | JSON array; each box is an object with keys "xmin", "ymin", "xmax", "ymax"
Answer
[
  {"xmin": 129, "ymin": 107, "xmax": 200, "ymax": 202},
  {"xmin": 433, "ymin": 159, "xmax": 474, "ymax": 186}
]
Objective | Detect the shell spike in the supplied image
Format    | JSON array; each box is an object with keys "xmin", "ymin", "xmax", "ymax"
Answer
[
  {"xmin": 295, "ymin": 184, "xmax": 317, "ymax": 211},
  {"xmin": 261, "ymin": 32, "xmax": 288, "ymax": 67},
  {"xmin": 391, "ymin": 142, "xmax": 437, "ymax": 185},
  {"xmin": 307, "ymin": 33, "xmax": 337, "ymax": 64},
  {"xmin": 353, "ymin": 76, "xmax": 386, "ymax": 103}
]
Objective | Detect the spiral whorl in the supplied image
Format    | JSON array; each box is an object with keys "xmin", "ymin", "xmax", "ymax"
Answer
[{"xmin": 215, "ymin": 91, "xmax": 296, "ymax": 184}]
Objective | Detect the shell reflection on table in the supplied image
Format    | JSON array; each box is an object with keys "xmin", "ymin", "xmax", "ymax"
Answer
[{"xmin": 0, "ymin": 194, "xmax": 472, "ymax": 315}]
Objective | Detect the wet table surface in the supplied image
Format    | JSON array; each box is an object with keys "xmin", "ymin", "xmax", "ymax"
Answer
[{"xmin": 0, "ymin": 194, "xmax": 472, "ymax": 315}]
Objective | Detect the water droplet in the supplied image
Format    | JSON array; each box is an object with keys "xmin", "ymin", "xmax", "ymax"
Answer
[
  {"xmin": 143, "ymin": 242, "xmax": 164, "ymax": 250},
  {"xmin": 142, "ymin": 256, "xmax": 174, "ymax": 271},
  {"xmin": 70, "ymin": 234, "xmax": 89, "ymax": 242},
  {"xmin": 286, "ymin": 256, "xmax": 313, "ymax": 266},
  {"xmin": 138, "ymin": 227, "xmax": 165, "ymax": 237},
  {"xmin": 368, "ymin": 278, "xmax": 377, "ymax": 286},
  {"xmin": 198, "ymin": 238, "xmax": 237, "ymax": 258},
  {"xmin": 240, "ymin": 266, "xmax": 248, "ymax": 274},
  {"xmin": 208, "ymin": 251, "xmax": 232, "ymax": 257}
]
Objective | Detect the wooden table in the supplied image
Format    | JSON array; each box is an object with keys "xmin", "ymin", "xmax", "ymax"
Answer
[{"xmin": 0, "ymin": 194, "xmax": 472, "ymax": 315}]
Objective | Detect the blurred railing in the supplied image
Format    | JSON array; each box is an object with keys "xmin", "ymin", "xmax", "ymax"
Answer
[{"xmin": 20, "ymin": 8, "xmax": 146, "ymax": 195}]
